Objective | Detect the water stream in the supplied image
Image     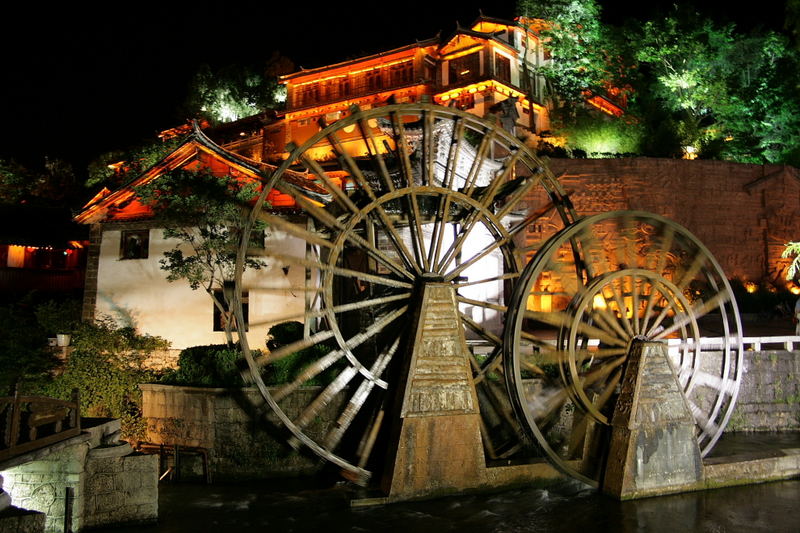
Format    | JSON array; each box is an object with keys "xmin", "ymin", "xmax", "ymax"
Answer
[{"xmin": 97, "ymin": 433, "xmax": 800, "ymax": 533}]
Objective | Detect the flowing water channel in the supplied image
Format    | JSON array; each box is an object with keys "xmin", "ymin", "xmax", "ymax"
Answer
[{"xmin": 98, "ymin": 433, "xmax": 800, "ymax": 533}]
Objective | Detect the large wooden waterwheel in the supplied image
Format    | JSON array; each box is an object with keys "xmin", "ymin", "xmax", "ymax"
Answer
[
  {"xmin": 232, "ymin": 103, "xmax": 576, "ymax": 483},
  {"xmin": 230, "ymin": 103, "xmax": 743, "ymax": 490}
]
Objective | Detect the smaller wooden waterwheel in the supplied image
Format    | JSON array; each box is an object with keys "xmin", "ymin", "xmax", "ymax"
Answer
[
  {"xmin": 232, "ymin": 103, "xmax": 577, "ymax": 484},
  {"xmin": 503, "ymin": 211, "xmax": 744, "ymax": 486}
]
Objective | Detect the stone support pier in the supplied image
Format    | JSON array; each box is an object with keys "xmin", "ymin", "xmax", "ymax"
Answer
[{"xmin": 602, "ymin": 341, "xmax": 704, "ymax": 499}]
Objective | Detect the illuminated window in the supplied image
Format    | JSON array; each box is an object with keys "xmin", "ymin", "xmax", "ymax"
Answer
[
  {"xmin": 120, "ymin": 230, "xmax": 149, "ymax": 260},
  {"xmin": 213, "ymin": 290, "xmax": 248, "ymax": 331},
  {"xmin": 448, "ymin": 52, "xmax": 480, "ymax": 86}
]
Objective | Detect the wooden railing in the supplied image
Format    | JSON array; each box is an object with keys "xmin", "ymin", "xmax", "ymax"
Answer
[{"xmin": 0, "ymin": 389, "xmax": 80, "ymax": 463}]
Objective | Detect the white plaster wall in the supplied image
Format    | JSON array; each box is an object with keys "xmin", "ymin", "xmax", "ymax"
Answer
[{"xmin": 95, "ymin": 227, "xmax": 306, "ymax": 350}]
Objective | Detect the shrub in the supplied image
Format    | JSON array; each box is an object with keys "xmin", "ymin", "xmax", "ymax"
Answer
[
  {"xmin": 160, "ymin": 344, "xmax": 244, "ymax": 387},
  {"xmin": 0, "ymin": 303, "xmax": 56, "ymax": 393},
  {"xmin": 34, "ymin": 299, "xmax": 82, "ymax": 336},
  {"xmin": 264, "ymin": 321, "xmax": 340, "ymax": 386},
  {"xmin": 35, "ymin": 317, "xmax": 168, "ymax": 441}
]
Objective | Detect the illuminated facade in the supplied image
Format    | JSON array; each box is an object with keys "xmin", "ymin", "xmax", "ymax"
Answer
[{"xmin": 223, "ymin": 15, "xmax": 624, "ymax": 165}]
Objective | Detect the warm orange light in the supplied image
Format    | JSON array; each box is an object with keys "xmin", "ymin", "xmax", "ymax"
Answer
[
  {"xmin": 791, "ymin": 287, "xmax": 800, "ymax": 295},
  {"xmin": 744, "ymin": 281, "xmax": 758, "ymax": 294},
  {"xmin": 540, "ymin": 293, "xmax": 552, "ymax": 313},
  {"xmin": 433, "ymin": 80, "xmax": 545, "ymax": 110},
  {"xmin": 592, "ymin": 294, "xmax": 607, "ymax": 310},
  {"xmin": 586, "ymin": 94, "xmax": 624, "ymax": 117},
  {"xmin": 291, "ymin": 57, "xmax": 414, "ymax": 86},
  {"xmin": 441, "ymin": 45, "xmax": 484, "ymax": 61},
  {"xmin": 6, "ymin": 245, "xmax": 25, "ymax": 268}
]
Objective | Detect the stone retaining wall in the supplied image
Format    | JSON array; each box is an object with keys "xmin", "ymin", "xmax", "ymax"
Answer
[
  {"xmin": 727, "ymin": 350, "xmax": 800, "ymax": 432},
  {"xmin": 141, "ymin": 349, "xmax": 181, "ymax": 371},
  {"xmin": 141, "ymin": 350, "xmax": 800, "ymax": 479},
  {"xmin": 2, "ymin": 420, "xmax": 158, "ymax": 533},
  {"xmin": 82, "ymin": 452, "xmax": 158, "ymax": 529},
  {"xmin": 140, "ymin": 384, "xmax": 346, "ymax": 480}
]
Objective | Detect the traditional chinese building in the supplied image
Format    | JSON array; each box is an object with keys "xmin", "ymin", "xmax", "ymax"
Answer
[{"xmin": 219, "ymin": 15, "xmax": 625, "ymax": 165}]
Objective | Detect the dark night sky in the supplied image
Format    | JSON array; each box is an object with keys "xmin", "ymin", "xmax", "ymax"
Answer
[{"xmin": 0, "ymin": 1, "xmax": 790, "ymax": 174}]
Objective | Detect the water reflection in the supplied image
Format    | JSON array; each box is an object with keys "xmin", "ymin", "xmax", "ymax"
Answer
[
  {"xmin": 94, "ymin": 433, "xmax": 800, "ymax": 533},
  {"xmin": 97, "ymin": 477, "xmax": 799, "ymax": 533}
]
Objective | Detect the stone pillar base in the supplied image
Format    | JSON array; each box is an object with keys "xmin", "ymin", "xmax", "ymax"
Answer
[{"xmin": 602, "ymin": 341, "xmax": 703, "ymax": 499}]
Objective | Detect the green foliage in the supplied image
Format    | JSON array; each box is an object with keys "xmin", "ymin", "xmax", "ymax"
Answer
[
  {"xmin": 554, "ymin": 110, "xmax": 644, "ymax": 157},
  {"xmin": 183, "ymin": 53, "xmax": 293, "ymax": 124},
  {"xmin": 136, "ymin": 169, "xmax": 266, "ymax": 344},
  {"xmin": 35, "ymin": 318, "xmax": 168, "ymax": 441},
  {"xmin": 630, "ymin": 12, "xmax": 800, "ymax": 163},
  {"xmin": 0, "ymin": 157, "xmax": 79, "ymax": 207},
  {"xmin": 159, "ymin": 344, "xmax": 244, "ymax": 388},
  {"xmin": 86, "ymin": 137, "xmax": 184, "ymax": 190},
  {"xmin": 782, "ymin": 242, "xmax": 800, "ymax": 280},
  {"xmin": 34, "ymin": 299, "xmax": 82, "ymax": 336},
  {"xmin": 517, "ymin": 0, "xmax": 621, "ymax": 103},
  {"xmin": 0, "ymin": 302, "xmax": 57, "ymax": 394},
  {"xmin": 263, "ymin": 322, "xmax": 339, "ymax": 386}
]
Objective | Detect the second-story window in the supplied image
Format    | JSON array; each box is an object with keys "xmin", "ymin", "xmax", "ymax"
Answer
[
  {"xmin": 366, "ymin": 69, "xmax": 383, "ymax": 91},
  {"xmin": 495, "ymin": 53, "xmax": 511, "ymax": 83},
  {"xmin": 120, "ymin": 230, "xmax": 149, "ymax": 260},
  {"xmin": 390, "ymin": 61, "xmax": 413, "ymax": 86},
  {"xmin": 448, "ymin": 52, "xmax": 480, "ymax": 86}
]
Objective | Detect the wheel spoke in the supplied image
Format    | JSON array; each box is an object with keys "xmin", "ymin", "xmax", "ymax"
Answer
[
  {"xmin": 274, "ymin": 182, "xmax": 414, "ymax": 280},
  {"xmin": 525, "ymin": 310, "xmax": 627, "ymax": 348},
  {"xmin": 323, "ymin": 336, "xmax": 400, "ymax": 451},
  {"xmin": 652, "ymin": 290, "xmax": 731, "ymax": 340}
]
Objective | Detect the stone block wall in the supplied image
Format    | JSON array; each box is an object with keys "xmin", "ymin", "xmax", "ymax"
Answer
[
  {"xmin": 82, "ymin": 453, "xmax": 158, "ymax": 529},
  {"xmin": 529, "ymin": 158, "xmax": 800, "ymax": 283},
  {"xmin": 3, "ymin": 446, "xmax": 87, "ymax": 533},
  {"xmin": 141, "ymin": 384, "xmax": 347, "ymax": 480},
  {"xmin": 727, "ymin": 350, "xmax": 800, "ymax": 432},
  {"xmin": 0, "ymin": 507, "xmax": 46, "ymax": 533},
  {"xmin": 3, "ymin": 421, "xmax": 158, "ymax": 533},
  {"xmin": 141, "ymin": 349, "xmax": 181, "ymax": 371}
]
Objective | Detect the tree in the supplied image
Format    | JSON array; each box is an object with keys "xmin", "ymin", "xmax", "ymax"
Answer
[
  {"xmin": 0, "ymin": 302, "xmax": 57, "ymax": 394},
  {"xmin": 183, "ymin": 52, "xmax": 294, "ymax": 124},
  {"xmin": 517, "ymin": 0, "xmax": 611, "ymax": 104},
  {"xmin": 136, "ymin": 169, "xmax": 266, "ymax": 345},
  {"xmin": 0, "ymin": 157, "xmax": 80, "ymax": 207},
  {"xmin": 86, "ymin": 136, "xmax": 185, "ymax": 190},
  {"xmin": 632, "ymin": 12, "xmax": 800, "ymax": 164}
]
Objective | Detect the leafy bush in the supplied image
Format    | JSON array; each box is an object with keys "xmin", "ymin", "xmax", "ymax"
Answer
[
  {"xmin": 729, "ymin": 279, "xmax": 795, "ymax": 316},
  {"xmin": 160, "ymin": 344, "xmax": 244, "ymax": 387},
  {"xmin": 0, "ymin": 303, "xmax": 57, "ymax": 393},
  {"xmin": 264, "ymin": 322, "xmax": 339, "ymax": 386},
  {"xmin": 33, "ymin": 299, "xmax": 82, "ymax": 336},
  {"xmin": 34, "ymin": 317, "xmax": 168, "ymax": 441},
  {"xmin": 555, "ymin": 111, "xmax": 644, "ymax": 157}
]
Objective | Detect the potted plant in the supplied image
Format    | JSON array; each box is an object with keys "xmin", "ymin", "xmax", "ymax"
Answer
[{"xmin": 34, "ymin": 300, "xmax": 81, "ymax": 347}]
